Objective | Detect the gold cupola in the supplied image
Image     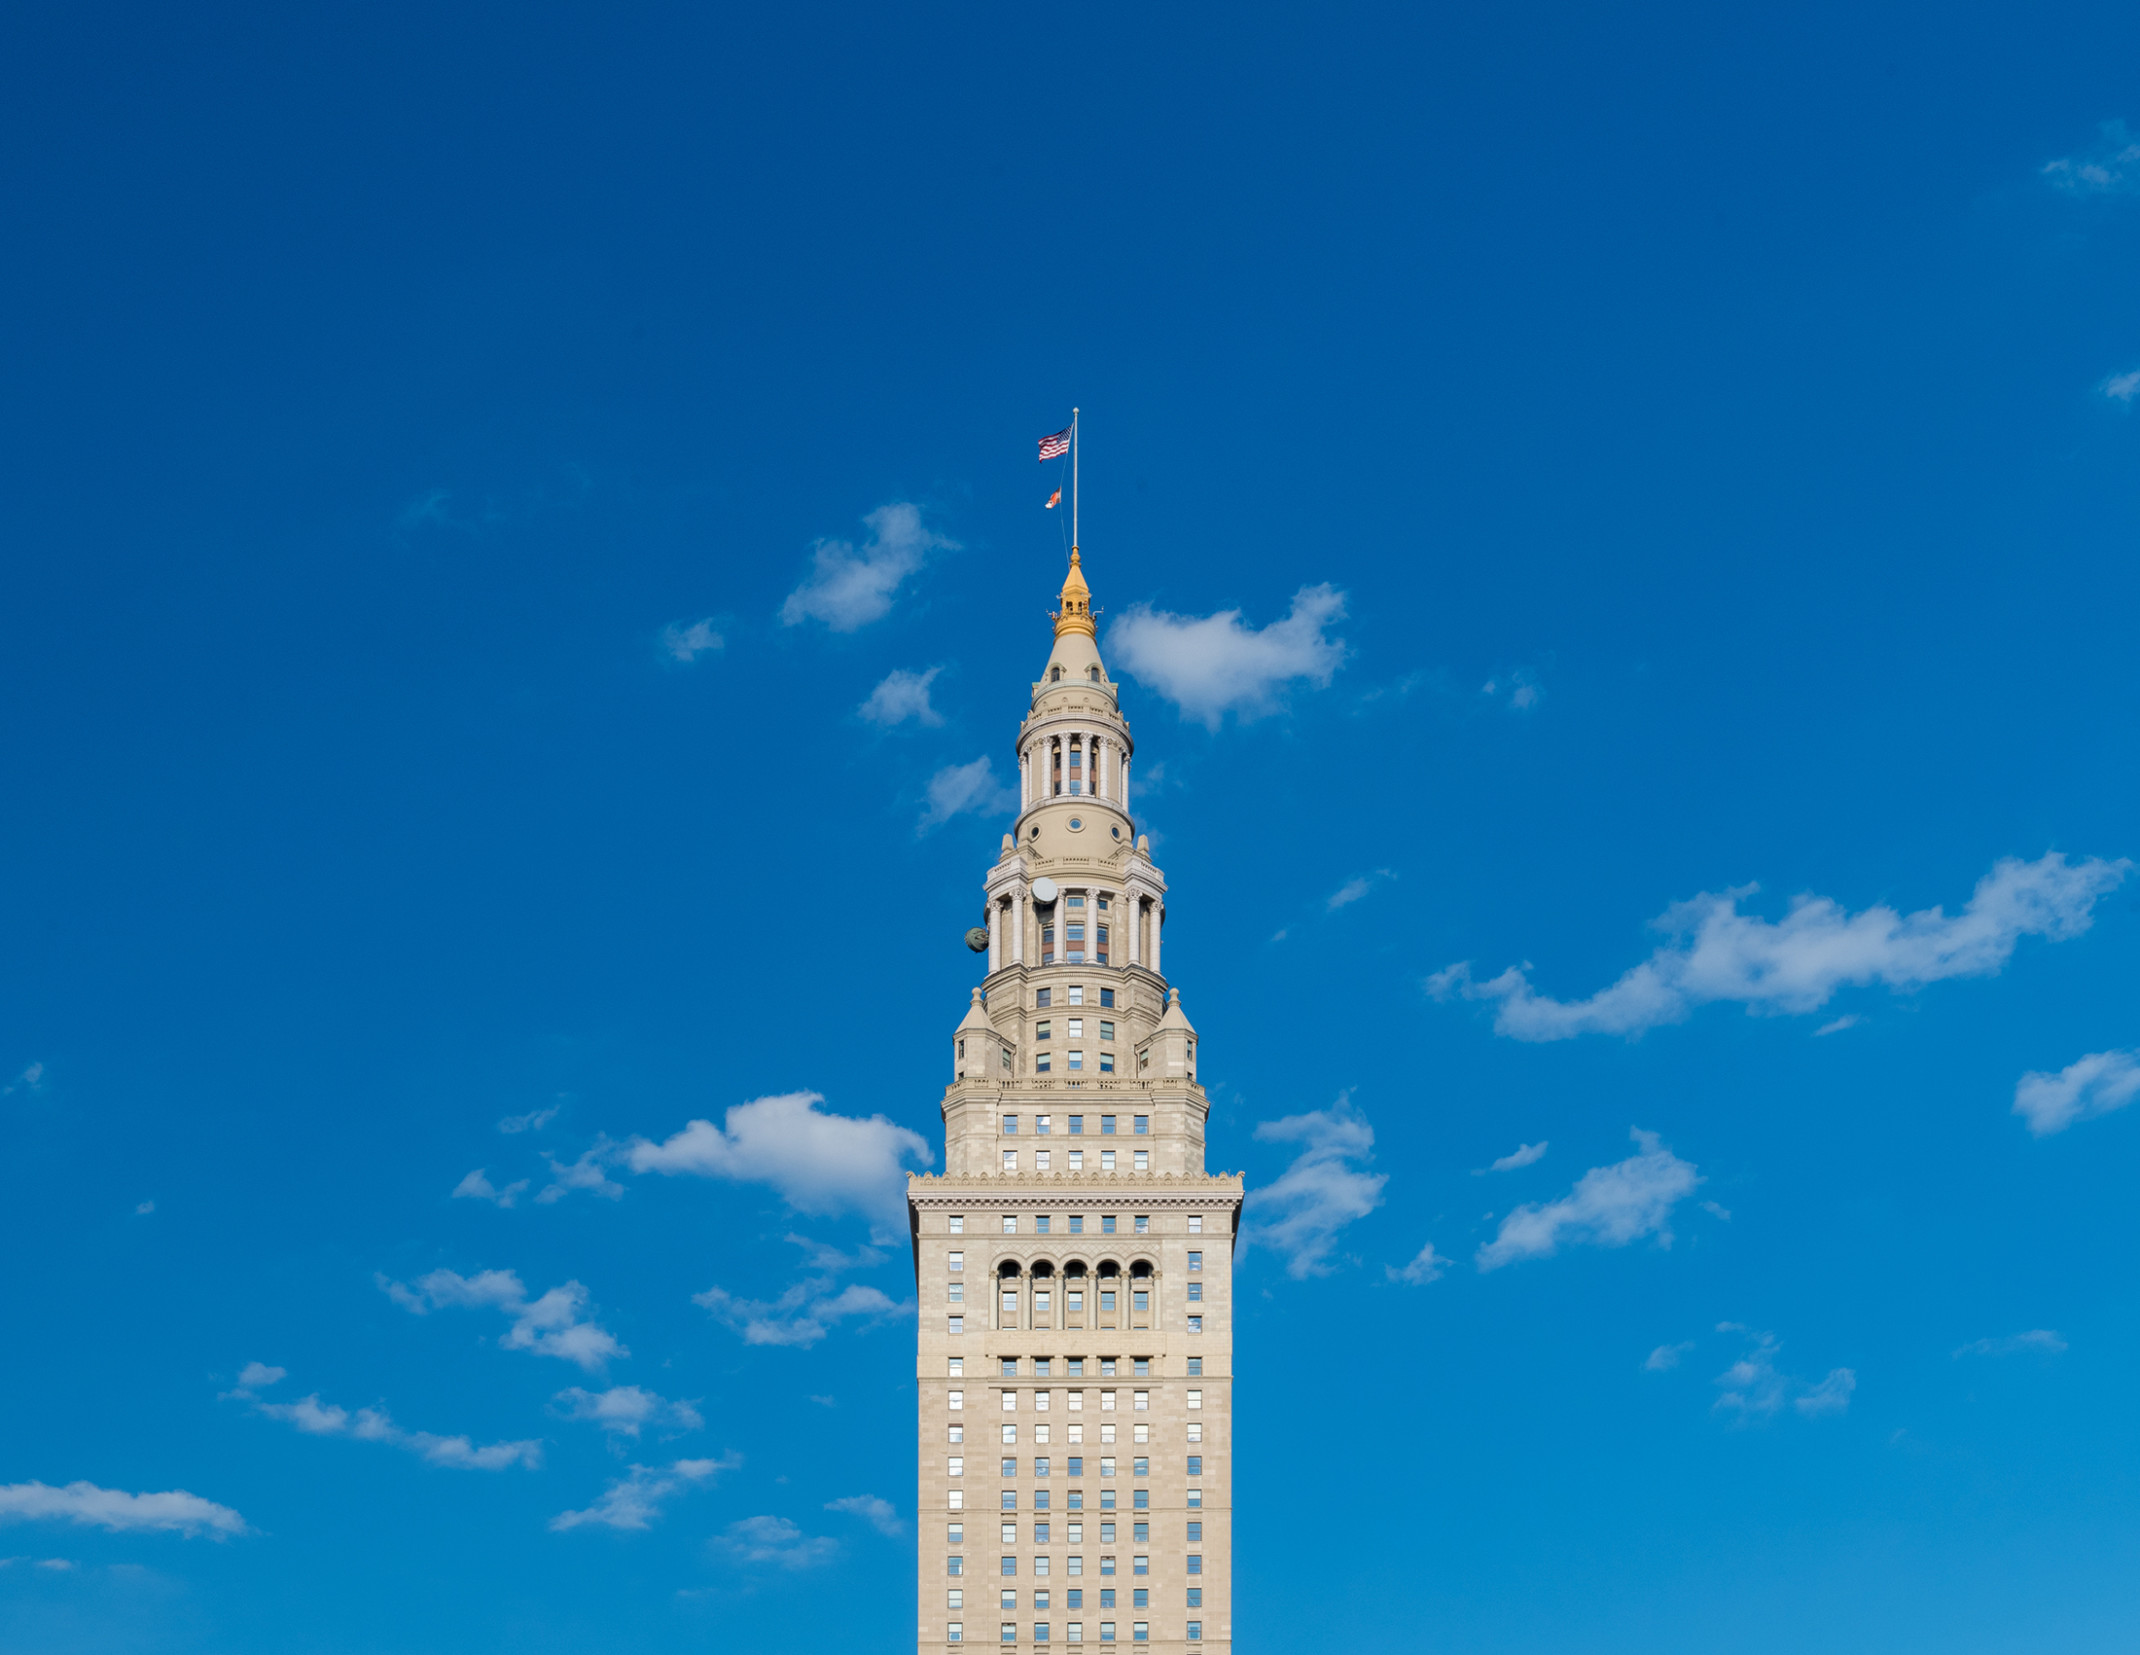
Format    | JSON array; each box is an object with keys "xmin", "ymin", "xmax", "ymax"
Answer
[{"xmin": 1052, "ymin": 549, "xmax": 1095, "ymax": 639}]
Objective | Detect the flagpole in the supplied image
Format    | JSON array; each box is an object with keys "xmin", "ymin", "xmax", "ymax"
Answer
[{"xmin": 1071, "ymin": 407, "xmax": 1079, "ymax": 556}]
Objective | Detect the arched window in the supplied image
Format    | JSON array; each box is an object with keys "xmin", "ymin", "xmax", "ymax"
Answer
[
  {"xmin": 1031, "ymin": 1261, "xmax": 1055, "ymax": 1325},
  {"xmin": 1065, "ymin": 1262, "xmax": 1088, "ymax": 1325},
  {"xmin": 998, "ymin": 1260, "xmax": 1022, "ymax": 1330},
  {"xmin": 1088, "ymin": 666, "xmax": 1100, "ymax": 682},
  {"xmin": 1130, "ymin": 1262, "xmax": 1153, "ymax": 1326},
  {"xmin": 1051, "ymin": 666, "xmax": 1063, "ymax": 682},
  {"xmin": 1097, "ymin": 1261, "xmax": 1121, "ymax": 1324}
]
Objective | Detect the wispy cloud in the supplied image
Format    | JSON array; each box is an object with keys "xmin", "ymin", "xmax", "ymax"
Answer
[
  {"xmin": 536, "ymin": 1143, "xmax": 626, "ymax": 1205},
  {"xmin": 1712, "ymin": 1327, "xmax": 1855, "ymax": 1421},
  {"xmin": 550, "ymin": 1456, "xmax": 739, "ymax": 1532},
  {"xmin": 2, "ymin": 1061, "xmax": 45, "ymax": 1097},
  {"xmin": 779, "ymin": 503, "xmax": 955, "ymax": 632},
  {"xmin": 627, "ymin": 1091, "xmax": 931, "ymax": 1231},
  {"xmin": 2013, "ymin": 1049, "xmax": 2140, "ymax": 1136},
  {"xmin": 1242, "ymin": 1097, "xmax": 1387, "ymax": 1278},
  {"xmin": 1814, "ymin": 1014, "xmax": 1861, "ymax": 1037},
  {"xmin": 553, "ymin": 1385, "xmax": 704, "ymax": 1437},
  {"xmin": 1326, "ymin": 870, "xmax": 1394, "ymax": 911},
  {"xmin": 1480, "ymin": 669, "xmax": 1542, "ymax": 711},
  {"xmin": 2101, "ymin": 370, "xmax": 2140, "ymax": 403},
  {"xmin": 377, "ymin": 1268, "xmax": 626, "ymax": 1371},
  {"xmin": 826, "ymin": 1494, "xmax": 904, "ymax": 1536},
  {"xmin": 918, "ymin": 755, "xmax": 1016, "ymax": 831},
  {"xmin": 1476, "ymin": 1129, "xmax": 1700, "ymax": 1271},
  {"xmin": 861, "ymin": 667, "xmax": 946, "ymax": 727},
  {"xmin": 2043, "ymin": 120, "xmax": 2140, "ymax": 195},
  {"xmin": 661, "ymin": 619, "xmax": 724, "ymax": 663},
  {"xmin": 1954, "ymin": 1329, "xmax": 2067, "ymax": 1358},
  {"xmin": 0, "ymin": 1481, "xmax": 247, "ymax": 1539},
  {"xmin": 1429, "ymin": 852, "xmax": 2128, "ymax": 1042},
  {"xmin": 453, "ymin": 1168, "xmax": 530, "ymax": 1209},
  {"xmin": 247, "ymin": 1378, "xmax": 542, "ymax": 1471},
  {"xmin": 498, "ymin": 1103, "xmax": 562, "ymax": 1134},
  {"xmin": 1483, "ymin": 1141, "xmax": 1547, "ymax": 1173},
  {"xmin": 1106, "ymin": 584, "xmax": 1348, "ymax": 728},
  {"xmin": 694, "ymin": 1280, "xmax": 912, "ymax": 1347},
  {"xmin": 715, "ymin": 1514, "xmax": 840, "ymax": 1568},
  {"xmin": 1644, "ymin": 1341, "xmax": 1694, "ymax": 1372},
  {"xmin": 1385, "ymin": 1242, "xmax": 1449, "ymax": 1286}
]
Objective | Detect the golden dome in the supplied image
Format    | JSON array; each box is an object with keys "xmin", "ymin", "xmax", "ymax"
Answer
[{"xmin": 1053, "ymin": 549, "xmax": 1095, "ymax": 639}]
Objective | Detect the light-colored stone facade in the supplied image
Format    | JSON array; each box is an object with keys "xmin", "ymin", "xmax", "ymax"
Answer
[{"xmin": 911, "ymin": 553, "xmax": 1242, "ymax": 1655}]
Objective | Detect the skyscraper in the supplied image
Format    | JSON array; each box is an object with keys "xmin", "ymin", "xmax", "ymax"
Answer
[{"xmin": 910, "ymin": 551, "xmax": 1241, "ymax": 1655}]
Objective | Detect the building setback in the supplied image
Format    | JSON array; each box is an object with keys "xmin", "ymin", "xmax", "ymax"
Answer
[{"xmin": 910, "ymin": 551, "xmax": 1242, "ymax": 1655}]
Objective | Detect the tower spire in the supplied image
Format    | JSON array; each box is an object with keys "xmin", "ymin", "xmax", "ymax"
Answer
[{"xmin": 1053, "ymin": 549, "xmax": 1095, "ymax": 639}]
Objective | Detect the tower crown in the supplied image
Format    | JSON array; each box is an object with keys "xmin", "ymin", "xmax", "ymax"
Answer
[{"xmin": 1050, "ymin": 550, "xmax": 1095, "ymax": 639}]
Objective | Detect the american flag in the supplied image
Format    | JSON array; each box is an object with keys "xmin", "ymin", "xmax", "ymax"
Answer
[{"xmin": 1037, "ymin": 425, "xmax": 1071, "ymax": 462}]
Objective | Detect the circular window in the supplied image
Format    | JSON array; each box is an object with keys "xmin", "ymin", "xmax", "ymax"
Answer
[
  {"xmin": 1111, "ymin": 825, "xmax": 1121, "ymax": 840},
  {"xmin": 1068, "ymin": 817, "xmax": 1084, "ymax": 831},
  {"xmin": 1029, "ymin": 825, "xmax": 1040, "ymax": 839}
]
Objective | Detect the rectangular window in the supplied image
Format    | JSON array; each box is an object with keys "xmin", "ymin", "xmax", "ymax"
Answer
[
  {"xmin": 1100, "ymin": 1522, "xmax": 1115, "ymax": 1543},
  {"xmin": 1036, "ymin": 988, "xmax": 1051, "ymax": 1008},
  {"xmin": 1068, "ymin": 1150, "xmax": 1084, "ymax": 1171},
  {"xmin": 1100, "ymin": 1623, "xmax": 1115, "ymax": 1642},
  {"xmin": 1037, "ymin": 1053, "xmax": 1052, "ymax": 1073},
  {"xmin": 1037, "ymin": 1021, "xmax": 1052, "ymax": 1040},
  {"xmin": 1036, "ymin": 1212, "xmax": 1050, "ymax": 1232},
  {"xmin": 1036, "ymin": 1623, "xmax": 1052, "ymax": 1642},
  {"xmin": 1067, "ymin": 1520, "xmax": 1083, "ymax": 1542},
  {"xmin": 1002, "ymin": 1358, "xmax": 1019, "ymax": 1377},
  {"xmin": 1138, "ymin": 1048, "xmax": 1149, "ymax": 1070},
  {"xmin": 1186, "ymin": 1358, "xmax": 1201, "ymax": 1376},
  {"xmin": 1100, "ymin": 1457, "xmax": 1117, "ymax": 1478},
  {"xmin": 950, "ymin": 1391, "xmax": 965, "ymax": 1410},
  {"xmin": 1003, "ymin": 1425, "xmax": 1018, "ymax": 1444},
  {"xmin": 950, "ymin": 1424, "xmax": 965, "ymax": 1443},
  {"xmin": 1003, "ymin": 1151, "xmax": 1018, "ymax": 1172},
  {"xmin": 1186, "ymin": 1456, "xmax": 1201, "ymax": 1476},
  {"xmin": 1100, "ymin": 1557, "xmax": 1115, "ymax": 1576},
  {"xmin": 1036, "ymin": 1359, "xmax": 1052, "ymax": 1377},
  {"xmin": 951, "ymin": 1316, "xmax": 967, "ymax": 1334},
  {"xmin": 1068, "ymin": 1457, "xmax": 1084, "ymax": 1478},
  {"xmin": 950, "ymin": 1588, "xmax": 965, "ymax": 1609},
  {"xmin": 1187, "ymin": 1619, "xmax": 1202, "ymax": 1639},
  {"xmin": 1001, "ymin": 1621, "xmax": 1016, "ymax": 1640},
  {"xmin": 1186, "ymin": 1555, "xmax": 1202, "ymax": 1575},
  {"xmin": 1037, "ymin": 1115, "xmax": 1052, "ymax": 1135},
  {"xmin": 1069, "ymin": 1591, "xmax": 1083, "ymax": 1609},
  {"xmin": 951, "ymin": 1490, "xmax": 965, "ymax": 1510},
  {"xmin": 1133, "ymin": 1116, "xmax": 1148, "ymax": 1136},
  {"xmin": 1099, "ymin": 1021, "xmax": 1115, "ymax": 1041},
  {"xmin": 1035, "ymin": 1522, "xmax": 1051, "ymax": 1543},
  {"xmin": 1002, "ymin": 1046, "xmax": 1013, "ymax": 1073},
  {"xmin": 1132, "ymin": 1523, "xmax": 1148, "ymax": 1543},
  {"xmin": 1132, "ymin": 1489, "xmax": 1148, "ymax": 1510},
  {"xmin": 950, "ymin": 1524, "xmax": 966, "ymax": 1544},
  {"xmin": 1099, "ymin": 986, "xmax": 1117, "ymax": 1009},
  {"xmin": 949, "ymin": 1252, "xmax": 965, "ymax": 1273},
  {"xmin": 1100, "ymin": 1151, "xmax": 1116, "ymax": 1172},
  {"xmin": 1186, "ymin": 1489, "xmax": 1201, "ymax": 1509},
  {"xmin": 1002, "ymin": 1523, "xmax": 1018, "ymax": 1544},
  {"xmin": 1068, "ymin": 1115, "xmax": 1084, "ymax": 1135},
  {"xmin": 1100, "ymin": 1116, "xmax": 1116, "ymax": 1135},
  {"xmin": 950, "ymin": 1216, "xmax": 965, "ymax": 1235},
  {"xmin": 948, "ymin": 1620, "xmax": 964, "ymax": 1641},
  {"xmin": 1068, "ymin": 1214, "xmax": 1084, "ymax": 1233},
  {"xmin": 1004, "ymin": 1116, "xmax": 1020, "ymax": 1135},
  {"xmin": 1067, "ymin": 1018, "xmax": 1084, "ymax": 1038},
  {"xmin": 1133, "ymin": 1624, "xmax": 1148, "ymax": 1643},
  {"xmin": 951, "ymin": 1358, "xmax": 965, "ymax": 1378},
  {"xmin": 1132, "ymin": 1390, "xmax": 1147, "ymax": 1411},
  {"xmin": 1187, "ymin": 1215, "xmax": 1202, "ymax": 1234},
  {"xmin": 1185, "ymin": 1282, "xmax": 1200, "ymax": 1302},
  {"xmin": 1002, "ymin": 1491, "xmax": 1017, "ymax": 1511},
  {"xmin": 950, "ymin": 1558, "xmax": 965, "ymax": 1577},
  {"xmin": 1068, "ymin": 1051, "xmax": 1084, "ymax": 1071},
  {"xmin": 950, "ymin": 1284, "xmax": 966, "ymax": 1305},
  {"xmin": 1186, "ymin": 1588, "xmax": 1201, "ymax": 1609},
  {"xmin": 1067, "ymin": 983, "xmax": 1084, "ymax": 1004},
  {"xmin": 1102, "ymin": 1216, "xmax": 1117, "ymax": 1235},
  {"xmin": 1133, "ymin": 1457, "xmax": 1148, "ymax": 1477},
  {"xmin": 1186, "ymin": 1422, "xmax": 1201, "ymax": 1442},
  {"xmin": 1186, "ymin": 1522, "xmax": 1202, "ymax": 1542},
  {"xmin": 1131, "ymin": 1152, "xmax": 1147, "ymax": 1171},
  {"xmin": 949, "ymin": 1455, "xmax": 965, "ymax": 1475},
  {"xmin": 1185, "ymin": 1316, "xmax": 1199, "ymax": 1334},
  {"xmin": 1068, "ymin": 1360, "xmax": 1085, "ymax": 1377},
  {"xmin": 1099, "ymin": 1053, "xmax": 1115, "ymax": 1073},
  {"xmin": 1133, "ymin": 1556, "xmax": 1149, "ymax": 1576},
  {"xmin": 1004, "ymin": 1216, "xmax": 1019, "ymax": 1234},
  {"xmin": 1132, "ymin": 1424, "xmax": 1149, "ymax": 1444},
  {"xmin": 1133, "ymin": 1359, "xmax": 1149, "ymax": 1377},
  {"xmin": 1186, "ymin": 1251, "xmax": 1202, "ymax": 1272}
]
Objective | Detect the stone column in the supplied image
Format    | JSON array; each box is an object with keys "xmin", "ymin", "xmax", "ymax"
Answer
[
  {"xmin": 1013, "ymin": 889, "xmax": 1026, "ymax": 966},
  {"xmin": 989, "ymin": 896, "xmax": 1002, "ymax": 974},
  {"xmin": 1020, "ymin": 746, "xmax": 1030, "ymax": 808},
  {"xmin": 1150, "ymin": 902, "xmax": 1162, "ymax": 976}
]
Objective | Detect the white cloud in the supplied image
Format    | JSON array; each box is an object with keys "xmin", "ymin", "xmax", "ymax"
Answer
[
  {"xmin": 453, "ymin": 1168, "xmax": 530, "ymax": 1209},
  {"xmin": 1242, "ymin": 1097, "xmax": 1387, "ymax": 1278},
  {"xmin": 919, "ymin": 756, "xmax": 1016, "ymax": 831},
  {"xmin": 1476, "ymin": 1129, "xmax": 1701, "ymax": 1271},
  {"xmin": 498, "ymin": 1104, "xmax": 561, "ymax": 1134},
  {"xmin": 2102, "ymin": 370, "xmax": 2140, "ymax": 403},
  {"xmin": 0, "ymin": 1481, "xmax": 247, "ymax": 1539},
  {"xmin": 1486, "ymin": 1141, "xmax": 1548, "ymax": 1173},
  {"xmin": 378, "ymin": 1268, "xmax": 627, "ymax": 1371},
  {"xmin": 861, "ymin": 667, "xmax": 946, "ymax": 727},
  {"xmin": 1645, "ymin": 1341, "xmax": 1694, "ymax": 1372},
  {"xmin": 2, "ymin": 1061, "xmax": 45, "ymax": 1097},
  {"xmin": 235, "ymin": 1363, "xmax": 286, "ymax": 1391},
  {"xmin": 252, "ymin": 1388, "xmax": 542, "ymax": 1471},
  {"xmin": 553, "ymin": 1385, "xmax": 704, "ymax": 1438},
  {"xmin": 550, "ymin": 1455, "xmax": 738, "ymax": 1532},
  {"xmin": 626, "ymin": 1091, "xmax": 932, "ymax": 1229},
  {"xmin": 2013, "ymin": 1049, "xmax": 2140, "ymax": 1136},
  {"xmin": 779, "ymin": 503, "xmax": 955, "ymax": 632},
  {"xmin": 1429, "ymin": 852, "xmax": 2129, "ymax": 1042},
  {"xmin": 1814, "ymin": 1014, "xmax": 1861, "ymax": 1037},
  {"xmin": 1386, "ymin": 1242, "xmax": 1449, "ymax": 1286},
  {"xmin": 785, "ymin": 1233, "xmax": 886, "ymax": 1273},
  {"xmin": 1712, "ymin": 1328, "xmax": 1856, "ymax": 1421},
  {"xmin": 1106, "ymin": 584, "xmax": 1348, "ymax": 728},
  {"xmin": 826, "ymin": 1493, "xmax": 904, "ymax": 1536},
  {"xmin": 1326, "ymin": 870, "xmax": 1394, "ymax": 911},
  {"xmin": 661, "ymin": 619, "xmax": 724, "ymax": 662},
  {"xmin": 535, "ymin": 1144, "xmax": 626, "ymax": 1205},
  {"xmin": 134, "ymin": 1200, "xmax": 155, "ymax": 1216},
  {"xmin": 694, "ymin": 1280, "xmax": 912, "ymax": 1347},
  {"xmin": 1480, "ymin": 669, "xmax": 1543, "ymax": 711},
  {"xmin": 2044, "ymin": 121, "xmax": 2140, "ymax": 195},
  {"xmin": 715, "ymin": 1513, "xmax": 840, "ymax": 1568},
  {"xmin": 1954, "ymin": 1329, "xmax": 2068, "ymax": 1358}
]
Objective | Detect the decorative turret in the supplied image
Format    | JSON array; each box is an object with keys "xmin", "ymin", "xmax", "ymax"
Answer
[{"xmin": 1051, "ymin": 549, "xmax": 1095, "ymax": 639}]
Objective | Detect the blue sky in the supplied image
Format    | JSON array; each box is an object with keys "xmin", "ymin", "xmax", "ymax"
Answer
[{"xmin": 3, "ymin": 2, "xmax": 2140, "ymax": 1650}]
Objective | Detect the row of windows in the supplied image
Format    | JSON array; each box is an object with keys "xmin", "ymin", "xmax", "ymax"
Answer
[
  {"xmin": 1032, "ymin": 987, "xmax": 1112, "ymax": 1008},
  {"xmin": 948, "ymin": 1477, "xmax": 1206, "ymax": 1506},
  {"xmin": 948, "ymin": 1591, "xmax": 1204, "ymax": 1611},
  {"xmin": 944, "ymin": 1431, "xmax": 1208, "ymax": 1475},
  {"xmin": 945, "ymin": 1357, "xmax": 1204, "ymax": 1377},
  {"xmin": 999, "ymin": 1104, "xmax": 1138, "ymax": 1128},
  {"xmin": 946, "ymin": 1555, "xmax": 1182, "ymax": 1579},
  {"xmin": 949, "ymin": 1217, "xmax": 1203, "ymax": 1241},
  {"xmin": 946, "ymin": 1418, "xmax": 1202, "ymax": 1451},
  {"xmin": 948, "ymin": 1389, "xmax": 1202, "ymax": 1410},
  {"xmin": 963, "ymin": 1523, "xmax": 1204, "ymax": 1545},
  {"xmin": 943, "ymin": 1620, "xmax": 1206, "ymax": 1644}
]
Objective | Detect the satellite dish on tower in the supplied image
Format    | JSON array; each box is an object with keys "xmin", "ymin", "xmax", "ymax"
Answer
[{"xmin": 1030, "ymin": 877, "xmax": 1059, "ymax": 904}]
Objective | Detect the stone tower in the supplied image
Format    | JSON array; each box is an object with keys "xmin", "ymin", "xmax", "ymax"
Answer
[{"xmin": 910, "ymin": 551, "xmax": 1242, "ymax": 1655}]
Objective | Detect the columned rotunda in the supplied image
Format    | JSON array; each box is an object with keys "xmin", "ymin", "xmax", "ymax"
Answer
[{"xmin": 910, "ymin": 553, "xmax": 1241, "ymax": 1655}]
